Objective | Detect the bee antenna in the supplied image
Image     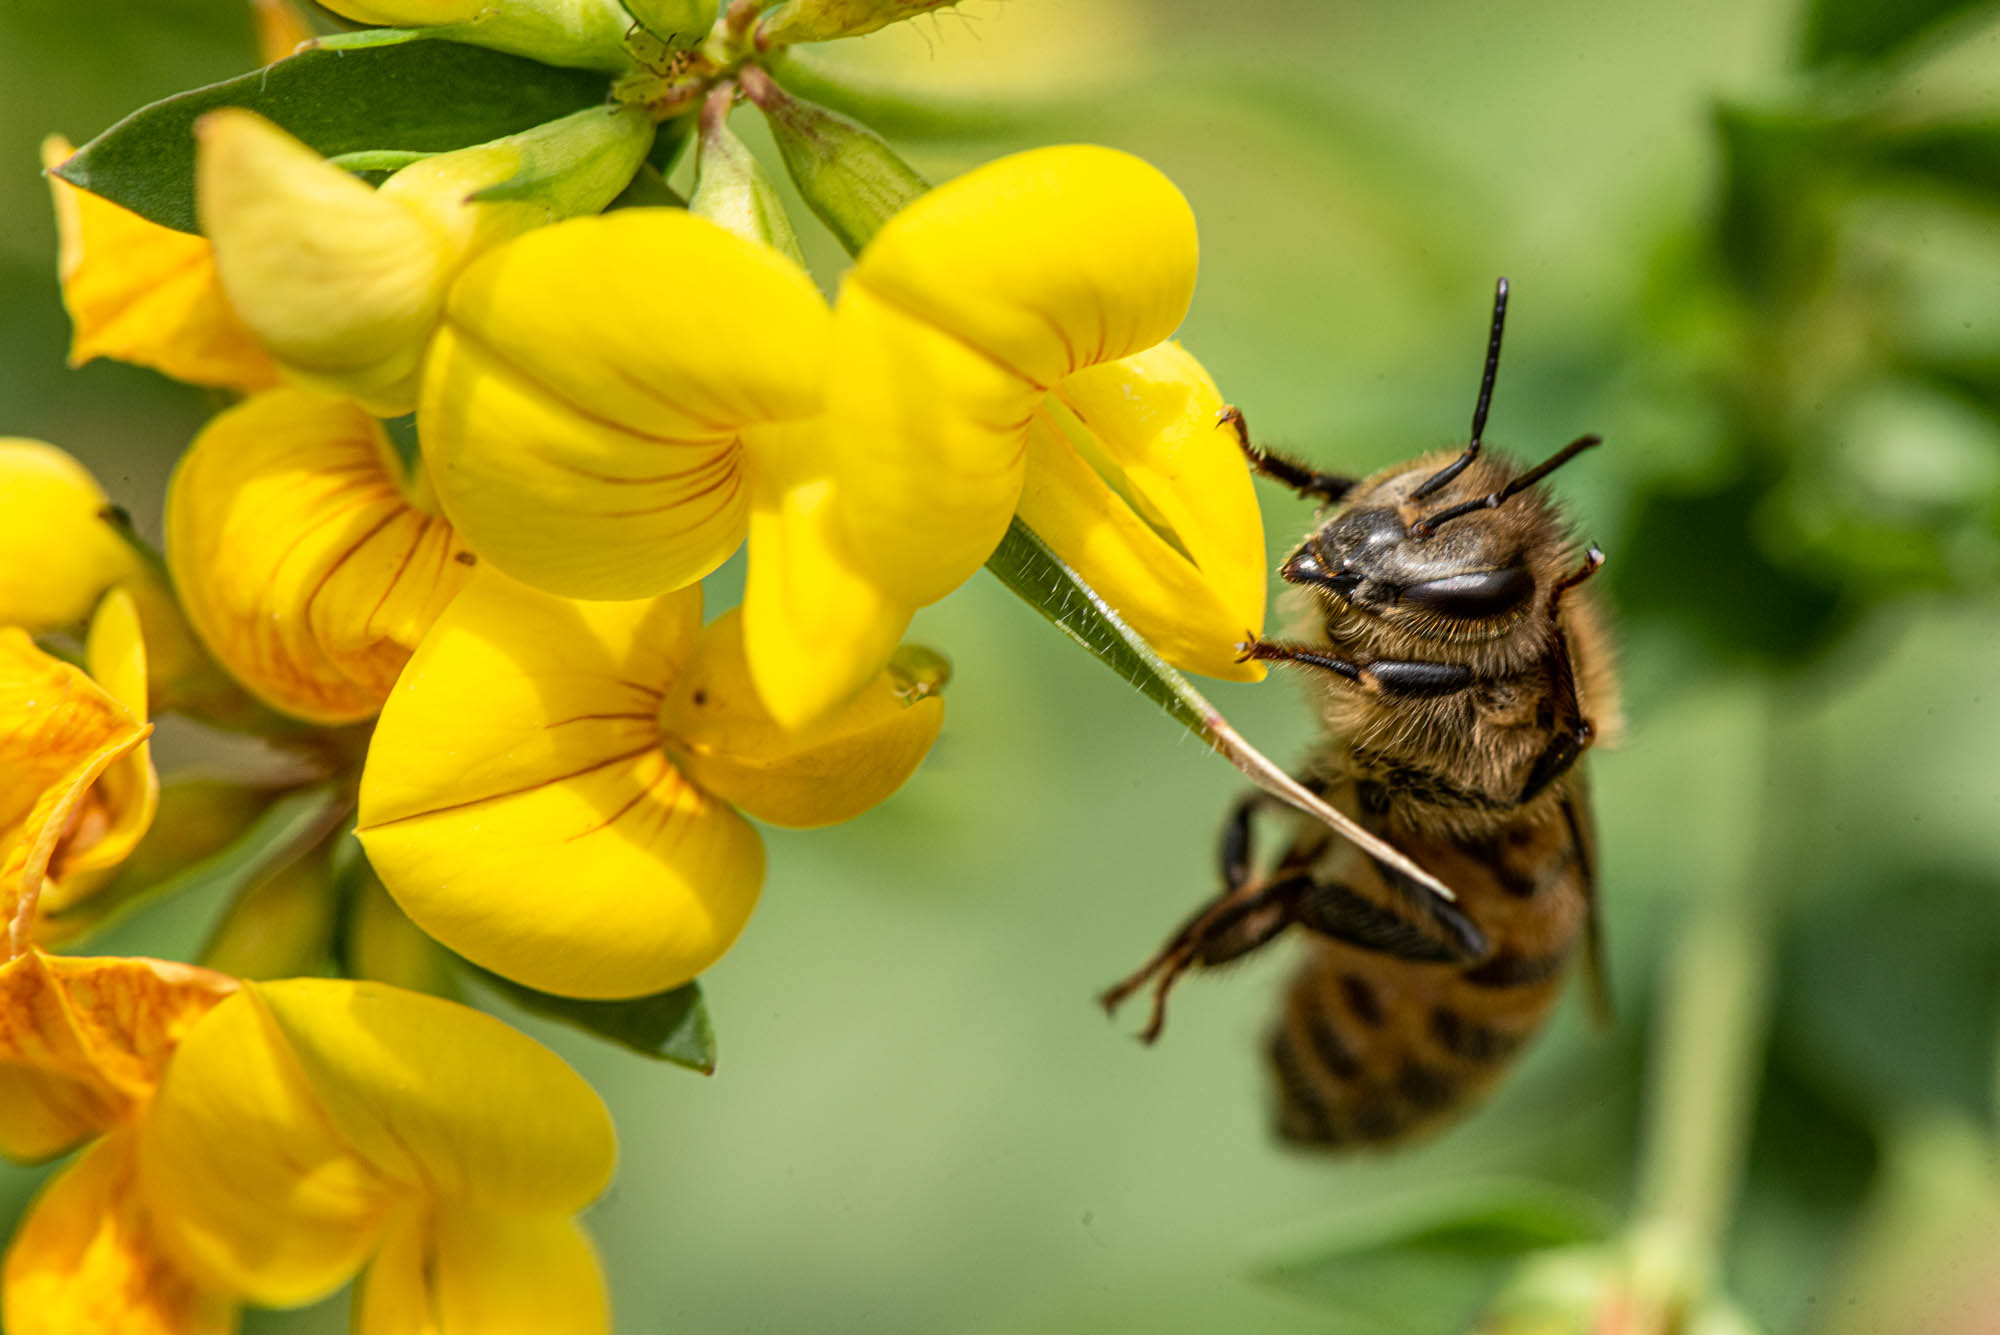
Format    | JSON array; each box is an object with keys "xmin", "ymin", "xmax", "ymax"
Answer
[
  {"xmin": 1411, "ymin": 276, "xmax": 1509, "ymax": 502},
  {"xmin": 1409, "ymin": 433, "xmax": 1602, "ymax": 538}
]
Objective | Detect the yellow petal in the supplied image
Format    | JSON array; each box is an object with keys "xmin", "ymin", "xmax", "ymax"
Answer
[
  {"xmin": 42, "ymin": 137, "xmax": 281, "ymax": 394},
  {"xmin": 252, "ymin": 979, "xmax": 615, "ymax": 1211},
  {"xmin": 1018, "ymin": 342, "xmax": 1267, "ymax": 680},
  {"xmin": 359, "ymin": 1203, "xmax": 607, "ymax": 1335},
  {"xmin": 0, "ymin": 594, "xmax": 157, "ymax": 948},
  {"xmin": 356, "ymin": 569, "xmax": 764, "ymax": 998},
  {"xmin": 251, "ymin": 0, "xmax": 315, "ymax": 62},
  {"xmin": 166, "ymin": 388, "xmax": 475, "ymax": 725},
  {"xmin": 137, "ymin": 988, "xmax": 392, "ymax": 1306},
  {"xmin": 659, "ymin": 606, "xmax": 942, "ymax": 827},
  {"xmin": 826, "ymin": 144, "xmax": 1199, "ymax": 603},
  {"xmin": 197, "ymin": 110, "xmax": 448, "ymax": 415},
  {"xmin": 421, "ymin": 209, "xmax": 828, "ymax": 600},
  {"xmin": 739, "ymin": 419, "xmax": 915, "ymax": 730},
  {"xmin": 3, "ymin": 1130, "xmax": 235, "ymax": 1335},
  {"xmin": 0, "ymin": 951, "xmax": 235, "ymax": 1162},
  {"xmin": 0, "ymin": 438, "xmax": 140, "ymax": 634}
]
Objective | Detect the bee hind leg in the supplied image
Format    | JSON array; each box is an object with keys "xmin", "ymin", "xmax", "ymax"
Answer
[{"xmin": 1098, "ymin": 873, "xmax": 1315, "ymax": 1044}]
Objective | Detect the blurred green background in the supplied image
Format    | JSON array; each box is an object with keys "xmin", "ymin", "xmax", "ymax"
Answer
[{"xmin": 5, "ymin": 0, "xmax": 2000, "ymax": 1330}]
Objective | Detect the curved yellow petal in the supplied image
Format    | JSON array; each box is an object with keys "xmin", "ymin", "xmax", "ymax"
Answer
[
  {"xmin": 253, "ymin": 979, "xmax": 615, "ymax": 1211},
  {"xmin": 3, "ymin": 1130, "xmax": 235, "ymax": 1335},
  {"xmin": 197, "ymin": 110, "xmax": 447, "ymax": 415},
  {"xmin": 0, "ymin": 951, "xmax": 234, "ymax": 1162},
  {"xmin": 0, "ymin": 596, "xmax": 157, "ymax": 947},
  {"xmin": 167, "ymin": 388, "xmax": 474, "ymax": 725},
  {"xmin": 43, "ymin": 137, "xmax": 281, "ymax": 393},
  {"xmin": 359, "ymin": 1203, "xmax": 607, "ymax": 1335},
  {"xmin": 422, "ymin": 209, "xmax": 828, "ymax": 600},
  {"xmin": 740, "ymin": 419, "xmax": 915, "ymax": 730},
  {"xmin": 252, "ymin": 0, "xmax": 315, "ymax": 62},
  {"xmin": 0, "ymin": 439, "xmax": 139, "ymax": 634},
  {"xmin": 659, "ymin": 606, "xmax": 942, "ymax": 827},
  {"xmin": 138, "ymin": 988, "xmax": 391, "ymax": 1306},
  {"xmin": 1018, "ymin": 342, "xmax": 1267, "ymax": 681},
  {"xmin": 826, "ymin": 144, "xmax": 1199, "ymax": 602},
  {"xmin": 357, "ymin": 569, "xmax": 764, "ymax": 998}
]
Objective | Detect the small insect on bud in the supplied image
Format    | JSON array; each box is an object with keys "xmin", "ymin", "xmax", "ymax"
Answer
[
  {"xmin": 313, "ymin": 0, "xmax": 638, "ymax": 71},
  {"xmin": 755, "ymin": 0, "xmax": 960, "ymax": 48},
  {"xmin": 739, "ymin": 63, "xmax": 926, "ymax": 255}
]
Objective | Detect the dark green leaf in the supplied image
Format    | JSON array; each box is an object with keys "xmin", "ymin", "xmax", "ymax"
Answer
[
  {"xmin": 469, "ymin": 967, "xmax": 716, "ymax": 1073},
  {"xmin": 1798, "ymin": 0, "xmax": 1998, "ymax": 69},
  {"xmin": 1253, "ymin": 1179, "xmax": 1610, "ymax": 1328},
  {"xmin": 54, "ymin": 43, "xmax": 613, "ymax": 234},
  {"xmin": 1864, "ymin": 119, "xmax": 2000, "ymax": 207},
  {"xmin": 984, "ymin": 520, "xmax": 1461, "ymax": 905}
]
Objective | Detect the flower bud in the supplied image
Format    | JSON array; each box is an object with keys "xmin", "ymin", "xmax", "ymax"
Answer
[
  {"xmin": 0, "ymin": 439, "xmax": 139, "ymax": 633},
  {"xmin": 314, "ymin": 0, "xmax": 637, "ymax": 71},
  {"xmin": 741, "ymin": 63, "xmax": 924, "ymax": 255},
  {"xmin": 756, "ymin": 0, "xmax": 956, "ymax": 47},
  {"xmin": 199, "ymin": 857, "xmax": 336, "ymax": 981},
  {"xmin": 689, "ymin": 85, "xmax": 806, "ymax": 264},
  {"xmin": 197, "ymin": 106, "xmax": 652, "ymax": 415}
]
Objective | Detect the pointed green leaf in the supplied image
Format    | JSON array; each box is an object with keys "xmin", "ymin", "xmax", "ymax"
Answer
[
  {"xmin": 53, "ymin": 43, "xmax": 613, "ymax": 234},
  {"xmin": 468, "ymin": 967, "xmax": 716, "ymax": 1073},
  {"xmin": 1798, "ymin": 0, "xmax": 1996, "ymax": 69},
  {"xmin": 984, "ymin": 519, "xmax": 1460, "ymax": 906}
]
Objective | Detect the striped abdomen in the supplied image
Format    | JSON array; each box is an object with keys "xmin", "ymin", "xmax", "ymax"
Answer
[{"xmin": 1268, "ymin": 782, "xmax": 1593, "ymax": 1148}]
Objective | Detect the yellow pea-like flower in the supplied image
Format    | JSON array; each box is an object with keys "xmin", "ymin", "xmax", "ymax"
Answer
[
  {"xmin": 197, "ymin": 106, "xmax": 652, "ymax": 415},
  {"xmin": 166, "ymin": 388, "xmax": 476, "ymax": 725},
  {"xmin": 356, "ymin": 568, "xmax": 942, "ymax": 999},
  {"xmin": 139, "ymin": 978, "xmax": 616, "ymax": 1329},
  {"xmin": 0, "ymin": 590, "xmax": 158, "ymax": 952},
  {"xmin": 751, "ymin": 145, "xmax": 1267, "ymax": 726},
  {"xmin": 0, "ymin": 439, "xmax": 140, "ymax": 635},
  {"xmin": 421, "ymin": 207, "xmax": 828, "ymax": 601},
  {"xmin": 0, "ymin": 949, "xmax": 238, "ymax": 1334}
]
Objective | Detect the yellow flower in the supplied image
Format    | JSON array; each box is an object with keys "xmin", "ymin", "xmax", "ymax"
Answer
[
  {"xmin": 420, "ymin": 207, "xmax": 826, "ymax": 601},
  {"xmin": 0, "ymin": 439, "xmax": 141, "ymax": 635},
  {"xmin": 166, "ymin": 388, "xmax": 476, "ymax": 724},
  {"xmin": 356, "ymin": 568, "xmax": 943, "ymax": 998},
  {"xmin": 0, "ymin": 949, "xmax": 239, "ymax": 1335},
  {"xmin": 0, "ymin": 590, "xmax": 158, "ymax": 953},
  {"xmin": 197, "ymin": 106, "xmax": 652, "ymax": 415},
  {"xmin": 138, "ymin": 978, "xmax": 616, "ymax": 1331},
  {"xmin": 752, "ymin": 144, "xmax": 1266, "ymax": 726},
  {"xmin": 41, "ymin": 138, "xmax": 280, "ymax": 394}
]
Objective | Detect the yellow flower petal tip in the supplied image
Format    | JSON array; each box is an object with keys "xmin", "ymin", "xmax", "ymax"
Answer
[
  {"xmin": 1019, "ymin": 341, "xmax": 1269, "ymax": 681},
  {"xmin": 356, "ymin": 569, "xmax": 763, "ymax": 999},
  {"xmin": 195, "ymin": 109, "xmax": 446, "ymax": 415},
  {"xmin": 824, "ymin": 144, "xmax": 1202, "ymax": 607},
  {"xmin": 0, "ymin": 592, "xmax": 159, "ymax": 950},
  {"xmin": 659, "ymin": 608, "xmax": 944, "ymax": 828},
  {"xmin": 166, "ymin": 388, "xmax": 474, "ymax": 725},
  {"xmin": 41, "ymin": 137, "xmax": 281, "ymax": 393},
  {"xmin": 421, "ymin": 208, "xmax": 829, "ymax": 601},
  {"xmin": 0, "ymin": 438, "xmax": 139, "ymax": 633}
]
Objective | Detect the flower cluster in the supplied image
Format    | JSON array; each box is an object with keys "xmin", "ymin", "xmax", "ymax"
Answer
[{"xmin": 7, "ymin": 0, "xmax": 1273, "ymax": 1325}]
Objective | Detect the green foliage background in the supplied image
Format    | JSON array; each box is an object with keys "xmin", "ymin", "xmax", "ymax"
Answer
[{"xmin": 3, "ymin": 0, "xmax": 1999, "ymax": 1330}]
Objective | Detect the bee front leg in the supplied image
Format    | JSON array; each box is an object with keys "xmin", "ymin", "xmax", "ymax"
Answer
[{"xmin": 1221, "ymin": 407, "xmax": 1356, "ymax": 506}]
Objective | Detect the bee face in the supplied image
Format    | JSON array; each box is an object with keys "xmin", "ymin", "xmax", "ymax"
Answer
[{"xmin": 1281, "ymin": 473, "xmax": 1539, "ymax": 637}]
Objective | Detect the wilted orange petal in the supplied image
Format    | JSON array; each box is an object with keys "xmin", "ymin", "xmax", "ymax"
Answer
[
  {"xmin": 0, "ymin": 951, "xmax": 235, "ymax": 1162},
  {"xmin": 2, "ymin": 1130, "xmax": 235, "ymax": 1335}
]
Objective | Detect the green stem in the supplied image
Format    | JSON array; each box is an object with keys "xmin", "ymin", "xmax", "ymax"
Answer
[{"xmin": 1632, "ymin": 689, "xmax": 1796, "ymax": 1278}]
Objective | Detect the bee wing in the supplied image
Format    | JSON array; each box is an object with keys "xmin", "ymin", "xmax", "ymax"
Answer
[{"xmin": 1559, "ymin": 769, "xmax": 1613, "ymax": 1028}]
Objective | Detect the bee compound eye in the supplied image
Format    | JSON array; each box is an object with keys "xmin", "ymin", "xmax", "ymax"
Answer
[{"xmin": 1398, "ymin": 567, "xmax": 1534, "ymax": 620}]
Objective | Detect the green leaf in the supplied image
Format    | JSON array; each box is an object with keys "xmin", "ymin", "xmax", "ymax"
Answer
[
  {"xmin": 984, "ymin": 519, "xmax": 1461, "ymax": 907},
  {"xmin": 468, "ymin": 967, "xmax": 716, "ymax": 1073},
  {"xmin": 1864, "ymin": 119, "xmax": 2000, "ymax": 207},
  {"xmin": 1252, "ymin": 1178, "xmax": 1610, "ymax": 1329},
  {"xmin": 1798, "ymin": 0, "xmax": 1998, "ymax": 69},
  {"xmin": 54, "ymin": 43, "xmax": 613, "ymax": 234}
]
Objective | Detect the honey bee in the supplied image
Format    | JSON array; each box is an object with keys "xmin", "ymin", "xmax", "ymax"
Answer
[{"xmin": 1101, "ymin": 278, "xmax": 1620, "ymax": 1148}]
